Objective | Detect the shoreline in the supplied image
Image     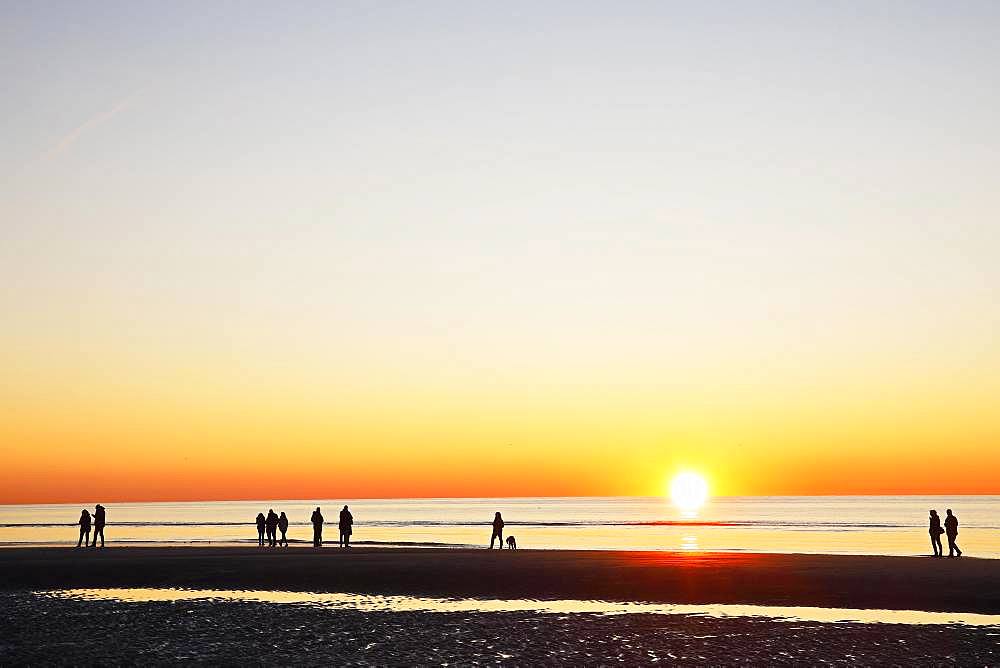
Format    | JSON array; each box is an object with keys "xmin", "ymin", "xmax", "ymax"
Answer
[
  {"xmin": 3, "ymin": 539, "xmax": 987, "ymax": 555},
  {"xmin": 2, "ymin": 546, "xmax": 998, "ymax": 614}
]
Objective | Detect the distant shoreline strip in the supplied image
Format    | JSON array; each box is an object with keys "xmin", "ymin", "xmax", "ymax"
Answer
[{"xmin": 0, "ymin": 521, "xmax": 967, "ymax": 529}]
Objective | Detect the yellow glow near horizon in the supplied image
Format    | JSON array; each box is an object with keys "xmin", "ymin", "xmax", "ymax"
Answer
[{"xmin": 670, "ymin": 472, "xmax": 709, "ymax": 512}]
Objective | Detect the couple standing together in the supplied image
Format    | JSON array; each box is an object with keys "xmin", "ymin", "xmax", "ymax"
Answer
[
  {"xmin": 310, "ymin": 505, "xmax": 353, "ymax": 547},
  {"xmin": 928, "ymin": 509, "xmax": 962, "ymax": 558},
  {"xmin": 76, "ymin": 504, "xmax": 106, "ymax": 548}
]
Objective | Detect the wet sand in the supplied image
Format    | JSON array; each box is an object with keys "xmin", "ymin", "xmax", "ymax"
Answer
[
  {"xmin": 2, "ymin": 546, "xmax": 998, "ymax": 613},
  {"xmin": 3, "ymin": 548, "xmax": 999, "ymax": 665},
  {"xmin": 4, "ymin": 590, "xmax": 998, "ymax": 666}
]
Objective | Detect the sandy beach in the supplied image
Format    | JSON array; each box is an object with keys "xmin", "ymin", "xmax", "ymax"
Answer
[
  {"xmin": 2, "ymin": 546, "xmax": 998, "ymax": 613},
  {"xmin": 3, "ymin": 548, "xmax": 999, "ymax": 665},
  {"xmin": 4, "ymin": 589, "xmax": 998, "ymax": 666}
]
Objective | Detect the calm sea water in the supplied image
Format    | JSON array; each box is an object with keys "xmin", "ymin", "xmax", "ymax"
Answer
[{"xmin": 2, "ymin": 496, "xmax": 998, "ymax": 558}]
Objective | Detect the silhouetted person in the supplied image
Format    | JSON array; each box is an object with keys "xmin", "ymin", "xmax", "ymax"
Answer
[
  {"xmin": 77, "ymin": 509, "xmax": 92, "ymax": 548},
  {"xmin": 928, "ymin": 509, "xmax": 943, "ymax": 557},
  {"xmin": 311, "ymin": 507, "xmax": 324, "ymax": 547},
  {"xmin": 266, "ymin": 509, "xmax": 279, "ymax": 547},
  {"xmin": 945, "ymin": 508, "xmax": 962, "ymax": 557},
  {"xmin": 339, "ymin": 505, "xmax": 353, "ymax": 548},
  {"xmin": 489, "ymin": 512, "xmax": 505, "ymax": 549},
  {"xmin": 256, "ymin": 512, "xmax": 266, "ymax": 547},
  {"xmin": 92, "ymin": 504, "xmax": 106, "ymax": 548},
  {"xmin": 278, "ymin": 511, "xmax": 289, "ymax": 547}
]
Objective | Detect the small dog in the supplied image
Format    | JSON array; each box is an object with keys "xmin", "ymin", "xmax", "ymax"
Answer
[{"xmin": 505, "ymin": 535, "xmax": 517, "ymax": 550}]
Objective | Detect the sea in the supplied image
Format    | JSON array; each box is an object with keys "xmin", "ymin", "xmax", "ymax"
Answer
[
  {"xmin": 0, "ymin": 496, "xmax": 1000, "ymax": 559},
  {"xmin": 2, "ymin": 496, "xmax": 998, "ymax": 558}
]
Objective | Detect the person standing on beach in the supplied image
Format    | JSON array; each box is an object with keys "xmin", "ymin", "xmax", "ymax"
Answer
[
  {"xmin": 266, "ymin": 509, "xmax": 279, "ymax": 547},
  {"xmin": 944, "ymin": 509, "xmax": 962, "ymax": 557},
  {"xmin": 278, "ymin": 511, "xmax": 289, "ymax": 547},
  {"xmin": 339, "ymin": 505, "xmax": 353, "ymax": 548},
  {"xmin": 489, "ymin": 512, "xmax": 505, "ymax": 549},
  {"xmin": 76, "ymin": 509, "xmax": 92, "ymax": 548},
  {"xmin": 311, "ymin": 507, "xmax": 324, "ymax": 547},
  {"xmin": 255, "ymin": 512, "xmax": 267, "ymax": 547},
  {"xmin": 928, "ymin": 510, "xmax": 943, "ymax": 557},
  {"xmin": 92, "ymin": 504, "xmax": 106, "ymax": 548}
]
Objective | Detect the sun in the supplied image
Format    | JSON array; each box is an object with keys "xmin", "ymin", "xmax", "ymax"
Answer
[{"xmin": 669, "ymin": 471, "xmax": 709, "ymax": 512}]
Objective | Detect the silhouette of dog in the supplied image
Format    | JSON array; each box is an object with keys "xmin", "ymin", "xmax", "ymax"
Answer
[{"xmin": 505, "ymin": 535, "xmax": 517, "ymax": 550}]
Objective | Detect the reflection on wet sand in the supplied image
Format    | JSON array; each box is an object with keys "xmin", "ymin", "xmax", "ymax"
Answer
[{"xmin": 45, "ymin": 588, "xmax": 1000, "ymax": 627}]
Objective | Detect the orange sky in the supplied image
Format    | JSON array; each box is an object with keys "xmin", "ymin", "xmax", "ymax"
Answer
[{"xmin": 3, "ymin": 328, "xmax": 998, "ymax": 503}]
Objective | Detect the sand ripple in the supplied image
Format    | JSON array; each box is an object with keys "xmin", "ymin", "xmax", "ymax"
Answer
[{"xmin": 3, "ymin": 591, "xmax": 998, "ymax": 665}]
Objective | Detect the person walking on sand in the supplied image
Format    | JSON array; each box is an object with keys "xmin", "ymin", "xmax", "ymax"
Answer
[
  {"xmin": 266, "ymin": 509, "xmax": 279, "ymax": 547},
  {"xmin": 945, "ymin": 508, "xmax": 962, "ymax": 557},
  {"xmin": 339, "ymin": 505, "xmax": 354, "ymax": 548},
  {"xmin": 311, "ymin": 507, "xmax": 324, "ymax": 547},
  {"xmin": 489, "ymin": 511, "xmax": 505, "ymax": 549},
  {"xmin": 91, "ymin": 504, "xmax": 106, "ymax": 548},
  {"xmin": 256, "ymin": 512, "xmax": 267, "ymax": 547},
  {"xmin": 278, "ymin": 511, "xmax": 289, "ymax": 547},
  {"xmin": 76, "ymin": 509, "xmax": 92, "ymax": 548},
  {"xmin": 928, "ymin": 510, "xmax": 944, "ymax": 557}
]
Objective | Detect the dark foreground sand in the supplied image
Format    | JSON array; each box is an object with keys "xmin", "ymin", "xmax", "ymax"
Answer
[
  {"xmin": 4, "ymin": 590, "xmax": 998, "ymax": 666},
  {"xmin": 2, "ymin": 548, "xmax": 998, "ymax": 665},
  {"xmin": 2, "ymin": 547, "xmax": 998, "ymax": 613}
]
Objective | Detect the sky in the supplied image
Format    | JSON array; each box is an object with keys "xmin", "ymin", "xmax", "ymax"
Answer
[{"xmin": 2, "ymin": 1, "xmax": 999, "ymax": 503}]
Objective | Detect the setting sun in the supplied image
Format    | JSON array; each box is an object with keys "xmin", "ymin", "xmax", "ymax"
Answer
[{"xmin": 669, "ymin": 472, "xmax": 709, "ymax": 512}]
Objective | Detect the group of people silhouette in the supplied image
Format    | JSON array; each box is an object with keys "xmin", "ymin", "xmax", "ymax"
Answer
[
  {"xmin": 264, "ymin": 509, "xmax": 514, "ymax": 549},
  {"xmin": 928, "ymin": 508, "xmax": 963, "ymax": 557},
  {"xmin": 75, "ymin": 504, "xmax": 106, "ymax": 548},
  {"xmin": 255, "ymin": 509, "xmax": 290, "ymax": 547},
  {"xmin": 302, "ymin": 505, "xmax": 353, "ymax": 548},
  {"xmin": 255, "ymin": 505, "xmax": 354, "ymax": 548},
  {"xmin": 73, "ymin": 506, "xmax": 967, "ymax": 556}
]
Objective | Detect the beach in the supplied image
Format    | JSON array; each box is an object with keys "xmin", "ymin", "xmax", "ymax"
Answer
[
  {"xmin": 6, "ymin": 589, "xmax": 998, "ymax": 665},
  {"xmin": 3, "ymin": 547, "xmax": 998, "ymax": 613},
  {"xmin": 3, "ymin": 547, "xmax": 999, "ymax": 665}
]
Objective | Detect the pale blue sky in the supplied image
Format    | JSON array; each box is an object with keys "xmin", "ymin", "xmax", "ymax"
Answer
[{"xmin": 3, "ymin": 2, "xmax": 999, "ymax": 424}]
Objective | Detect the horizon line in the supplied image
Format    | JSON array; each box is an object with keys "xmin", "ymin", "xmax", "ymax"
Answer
[{"xmin": 4, "ymin": 492, "xmax": 999, "ymax": 508}]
